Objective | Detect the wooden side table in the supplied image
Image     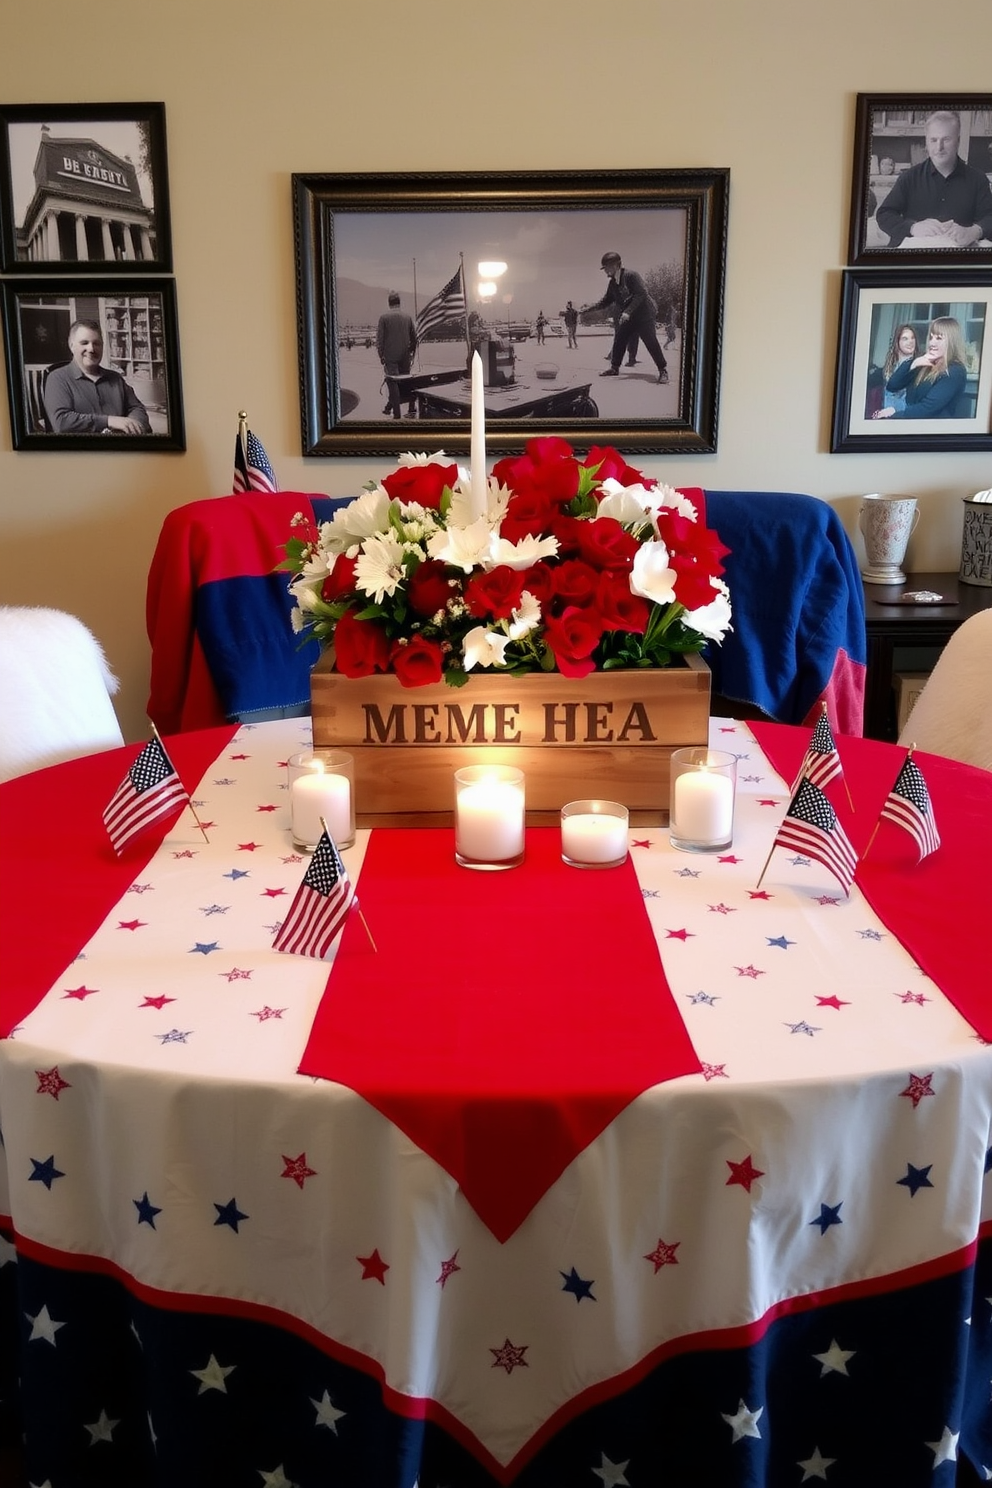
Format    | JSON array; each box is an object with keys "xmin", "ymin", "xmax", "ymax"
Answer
[{"xmin": 862, "ymin": 571, "xmax": 992, "ymax": 740}]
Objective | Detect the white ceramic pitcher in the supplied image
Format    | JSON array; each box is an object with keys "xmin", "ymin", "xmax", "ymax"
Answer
[{"xmin": 859, "ymin": 494, "xmax": 920, "ymax": 584}]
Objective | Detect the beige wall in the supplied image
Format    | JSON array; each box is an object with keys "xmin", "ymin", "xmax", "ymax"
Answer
[{"xmin": 2, "ymin": 0, "xmax": 990, "ymax": 741}]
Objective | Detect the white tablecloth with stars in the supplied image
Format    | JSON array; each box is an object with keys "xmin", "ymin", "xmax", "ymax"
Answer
[{"xmin": 0, "ymin": 716, "xmax": 989, "ymax": 1486}]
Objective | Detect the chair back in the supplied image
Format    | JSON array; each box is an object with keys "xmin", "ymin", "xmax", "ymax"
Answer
[
  {"xmin": 897, "ymin": 608, "xmax": 992, "ymax": 770},
  {"xmin": 0, "ymin": 607, "xmax": 124, "ymax": 782}
]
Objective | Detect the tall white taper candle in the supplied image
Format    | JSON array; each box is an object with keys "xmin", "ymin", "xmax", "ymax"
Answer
[{"xmin": 470, "ymin": 349, "xmax": 487, "ymax": 521}]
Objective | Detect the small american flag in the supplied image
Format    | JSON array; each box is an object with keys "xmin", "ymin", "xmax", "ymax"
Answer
[
  {"xmin": 103, "ymin": 737, "xmax": 188, "ymax": 856},
  {"xmin": 772, "ymin": 777, "xmax": 858, "ymax": 895},
  {"xmin": 797, "ymin": 709, "xmax": 843, "ymax": 792},
  {"xmin": 273, "ymin": 830, "xmax": 355, "ymax": 959},
  {"xmin": 234, "ymin": 425, "xmax": 278, "ymax": 494},
  {"xmin": 880, "ymin": 753, "xmax": 940, "ymax": 861},
  {"xmin": 415, "ymin": 266, "xmax": 466, "ymax": 342}
]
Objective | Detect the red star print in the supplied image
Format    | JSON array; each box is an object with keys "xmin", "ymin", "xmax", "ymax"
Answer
[
  {"xmin": 814, "ymin": 895, "xmax": 841, "ymax": 906},
  {"xmin": 734, "ymin": 964, "xmax": 765, "ymax": 979},
  {"xmin": 897, "ymin": 990, "xmax": 929, "ymax": 1006},
  {"xmin": 357, "ymin": 1249, "xmax": 389, "ymax": 1284},
  {"xmin": 256, "ymin": 804, "xmax": 278, "ymax": 813},
  {"xmin": 718, "ymin": 725, "xmax": 737, "ymax": 733},
  {"xmin": 35, "ymin": 1066, "xmax": 70, "ymax": 1099},
  {"xmin": 717, "ymin": 854, "xmax": 742, "ymax": 864},
  {"xmin": 708, "ymin": 903, "xmax": 736, "ymax": 915},
  {"xmin": 118, "ymin": 919, "xmax": 146, "ymax": 931},
  {"xmin": 701, "ymin": 1062, "xmax": 729, "ymax": 1080},
  {"xmin": 901, "ymin": 1073, "xmax": 935, "ymax": 1108},
  {"xmin": 665, "ymin": 928, "xmax": 694, "ymax": 940},
  {"xmin": 644, "ymin": 1238, "xmax": 680, "ymax": 1272},
  {"xmin": 63, "ymin": 985, "xmax": 97, "ymax": 1001},
  {"xmin": 172, "ymin": 849, "xmax": 197, "ymax": 859},
  {"xmin": 141, "ymin": 995, "xmax": 175, "ymax": 1009},
  {"xmin": 262, "ymin": 887, "xmax": 287, "ymax": 898},
  {"xmin": 219, "ymin": 968, "xmax": 253, "ymax": 982},
  {"xmin": 726, "ymin": 1155, "xmax": 765, "ymax": 1192},
  {"xmin": 490, "ymin": 1338, "xmax": 529, "ymax": 1374},
  {"xmin": 237, "ymin": 842, "xmax": 262, "ymax": 852},
  {"xmin": 230, "ymin": 753, "xmax": 250, "ymax": 760},
  {"xmin": 252, "ymin": 1006, "xmax": 286, "ymax": 1022},
  {"xmin": 437, "ymin": 1251, "xmax": 461, "ymax": 1288},
  {"xmin": 757, "ymin": 798, "xmax": 780, "ymax": 807},
  {"xmin": 631, "ymin": 838, "xmax": 652, "ymax": 849},
  {"xmin": 281, "ymin": 854, "xmax": 305, "ymax": 864},
  {"xmin": 748, "ymin": 890, "xmax": 773, "ymax": 900},
  {"xmin": 281, "ymin": 1153, "xmax": 317, "ymax": 1188},
  {"xmin": 816, "ymin": 995, "xmax": 849, "ymax": 1010}
]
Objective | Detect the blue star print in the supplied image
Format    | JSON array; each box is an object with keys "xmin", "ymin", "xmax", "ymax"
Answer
[
  {"xmin": 29, "ymin": 1155, "xmax": 64, "ymax": 1189},
  {"xmin": 190, "ymin": 942, "xmax": 219, "ymax": 955},
  {"xmin": 810, "ymin": 1202, "xmax": 843, "ymax": 1234},
  {"xmin": 687, "ymin": 991, "xmax": 719, "ymax": 1006},
  {"xmin": 897, "ymin": 1163, "xmax": 934, "ymax": 1197},
  {"xmin": 156, "ymin": 1029, "xmax": 192, "ymax": 1045},
  {"xmin": 134, "ymin": 1192, "xmax": 162, "ymax": 1227},
  {"xmin": 224, "ymin": 869, "xmax": 250, "ymax": 881},
  {"xmin": 214, "ymin": 1198, "xmax": 249, "ymax": 1232},
  {"xmin": 785, "ymin": 1021, "xmax": 820, "ymax": 1036},
  {"xmin": 766, "ymin": 935, "xmax": 795, "ymax": 950},
  {"xmin": 560, "ymin": 1267, "xmax": 595, "ymax": 1302}
]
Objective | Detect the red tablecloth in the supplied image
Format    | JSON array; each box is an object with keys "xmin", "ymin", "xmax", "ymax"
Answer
[
  {"xmin": 299, "ymin": 827, "xmax": 701, "ymax": 1241},
  {"xmin": 753, "ymin": 722, "xmax": 992, "ymax": 1041}
]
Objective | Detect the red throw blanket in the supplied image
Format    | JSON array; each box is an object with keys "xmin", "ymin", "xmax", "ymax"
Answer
[{"xmin": 298, "ymin": 828, "xmax": 701, "ymax": 1241}]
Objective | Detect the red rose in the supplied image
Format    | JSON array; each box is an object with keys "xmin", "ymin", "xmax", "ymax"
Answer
[
  {"xmin": 408, "ymin": 558, "xmax": 453, "ymax": 618},
  {"xmin": 464, "ymin": 565, "xmax": 526, "ymax": 620},
  {"xmin": 656, "ymin": 511, "xmax": 730, "ymax": 576},
  {"xmin": 670, "ymin": 558, "xmax": 721, "ymax": 613},
  {"xmin": 492, "ymin": 439, "xmax": 579, "ymax": 506},
  {"xmin": 390, "ymin": 634, "xmax": 444, "ymax": 687},
  {"xmin": 596, "ymin": 571, "xmax": 651, "ymax": 633},
  {"xmin": 499, "ymin": 490, "xmax": 559, "ymax": 544},
  {"xmin": 518, "ymin": 561, "xmax": 555, "ymax": 608},
  {"xmin": 381, "ymin": 462, "xmax": 458, "ymax": 510},
  {"xmin": 552, "ymin": 559, "xmax": 599, "ymax": 608},
  {"xmin": 583, "ymin": 445, "xmax": 651, "ymax": 488},
  {"xmin": 321, "ymin": 553, "xmax": 358, "ymax": 603},
  {"xmin": 571, "ymin": 516, "xmax": 640, "ymax": 571},
  {"xmin": 332, "ymin": 609, "xmax": 391, "ymax": 678},
  {"xmin": 543, "ymin": 607, "xmax": 604, "ymax": 678}
]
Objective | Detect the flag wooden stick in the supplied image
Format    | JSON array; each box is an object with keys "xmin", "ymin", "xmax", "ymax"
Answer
[
  {"xmin": 319, "ymin": 816, "xmax": 377, "ymax": 952},
  {"xmin": 754, "ymin": 840, "xmax": 777, "ymax": 892},
  {"xmin": 150, "ymin": 721, "xmax": 210, "ymax": 843}
]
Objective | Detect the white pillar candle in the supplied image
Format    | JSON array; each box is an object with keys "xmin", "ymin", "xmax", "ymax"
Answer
[
  {"xmin": 672, "ymin": 768, "xmax": 734, "ymax": 845},
  {"xmin": 455, "ymin": 778, "xmax": 524, "ymax": 863},
  {"xmin": 470, "ymin": 349, "xmax": 487, "ymax": 521},
  {"xmin": 561, "ymin": 812, "xmax": 628, "ymax": 865},
  {"xmin": 291, "ymin": 770, "xmax": 351, "ymax": 848}
]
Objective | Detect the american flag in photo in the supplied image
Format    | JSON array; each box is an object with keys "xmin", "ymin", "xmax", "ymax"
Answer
[
  {"xmin": 103, "ymin": 737, "xmax": 188, "ymax": 856},
  {"xmin": 415, "ymin": 266, "xmax": 466, "ymax": 341},
  {"xmin": 273, "ymin": 830, "xmax": 355, "ymax": 959},
  {"xmin": 772, "ymin": 777, "xmax": 858, "ymax": 895},
  {"xmin": 880, "ymin": 753, "xmax": 941, "ymax": 861},
  {"xmin": 234, "ymin": 426, "xmax": 278, "ymax": 493},
  {"xmin": 796, "ymin": 708, "xmax": 844, "ymax": 792}
]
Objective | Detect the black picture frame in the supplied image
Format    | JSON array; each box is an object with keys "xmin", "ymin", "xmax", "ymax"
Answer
[
  {"xmin": 1, "ymin": 277, "xmax": 185, "ymax": 451},
  {"xmin": 0, "ymin": 102, "xmax": 172, "ymax": 274},
  {"xmin": 830, "ymin": 267, "xmax": 992, "ymax": 453},
  {"xmin": 292, "ymin": 168, "xmax": 729, "ymax": 458},
  {"xmin": 848, "ymin": 93, "xmax": 992, "ymax": 266}
]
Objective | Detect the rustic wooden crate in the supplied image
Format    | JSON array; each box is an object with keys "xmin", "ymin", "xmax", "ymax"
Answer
[{"xmin": 310, "ymin": 652, "xmax": 711, "ymax": 827}]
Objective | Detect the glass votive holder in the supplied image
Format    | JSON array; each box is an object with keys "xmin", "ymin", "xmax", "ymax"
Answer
[
  {"xmin": 669, "ymin": 747, "xmax": 737, "ymax": 853},
  {"xmin": 454, "ymin": 765, "xmax": 525, "ymax": 870},
  {"xmin": 288, "ymin": 750, "xmax": 355, "ymax": 852},
  {"xmin": 560, "ymin": 799, "xmax": 629, "ymax": 869}
]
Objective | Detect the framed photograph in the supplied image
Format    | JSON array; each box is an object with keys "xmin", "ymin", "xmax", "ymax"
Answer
[
  {"xmin": 292, "ymin": 168, "xmax": 729, "ymax": 457},
  {"xmin": 830, "ymin": 267, "xmax": 991, "ymax": 453},
  {"xmin": 849, "ymin": 93, "xmax": 992, "ymax": 266},
  {"xmin": 1, "ymin": 277, "xmax": 185, "ymax": 451},
  {"xmin": 0, "ymin": 102, "xmax": 172, "ymax": 273}
]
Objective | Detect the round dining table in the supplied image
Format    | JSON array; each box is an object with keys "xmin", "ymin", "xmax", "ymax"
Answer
[{"xmin": 0, "ymin": 714, "xmax": 989, "ymax": 1487}]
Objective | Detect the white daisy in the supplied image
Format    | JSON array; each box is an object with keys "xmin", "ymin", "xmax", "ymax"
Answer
[{"xmin": 354, "ymin": 530, "xmax": 408, "ymax": 604}]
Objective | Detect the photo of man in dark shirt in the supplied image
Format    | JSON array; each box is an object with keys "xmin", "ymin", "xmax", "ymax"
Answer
[
  {"xmin": 876, "ymin": 111, "xmax": 992, "ymax": 248},
  {"xmin": 43, "ymin": 320, "xmax": 152, "ymax": 435}
]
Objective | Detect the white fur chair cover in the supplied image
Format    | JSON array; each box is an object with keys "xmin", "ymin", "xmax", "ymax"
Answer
[
  {"xmin": 0, "ymin": 607, "xmax": 124, "ymax": 783},
  {"xmin": 897, "ymin": 607, "xmax": 992, "ymax": 771}
]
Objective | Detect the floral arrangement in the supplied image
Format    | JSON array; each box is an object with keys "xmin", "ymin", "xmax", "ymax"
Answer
[{"xmin": 282, "ymin": 437, "xmax": 732, "ymax": 689}]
